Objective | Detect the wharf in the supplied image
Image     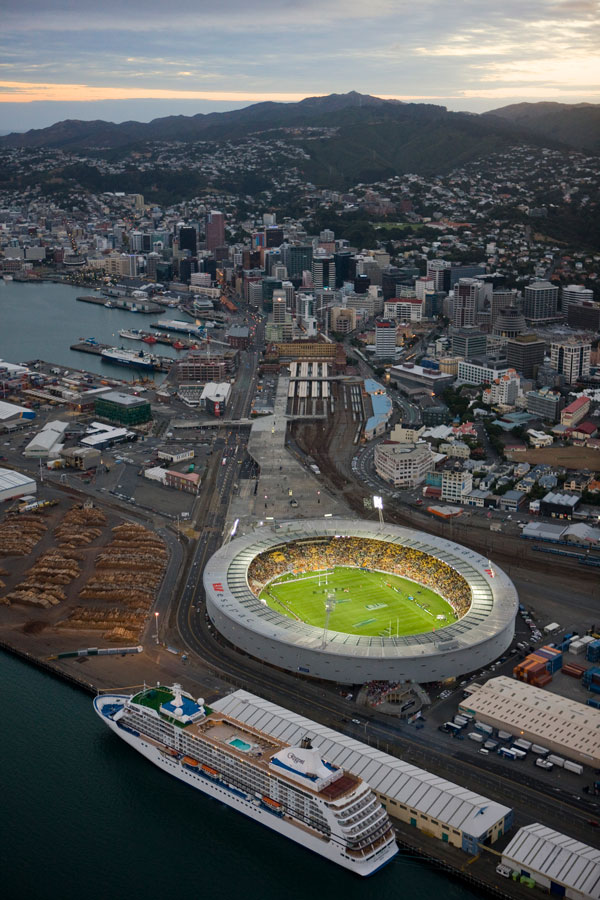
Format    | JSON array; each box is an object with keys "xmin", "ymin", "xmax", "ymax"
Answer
[
  {"xmin": 69, "ymin": 342, "xmax": 172, "ymax": 372},
  {"xmin": 135, "ymin": 330, "xmax": 198, "ymax": 349},
  {"xmin": 76, "ymin": 295, "xmax": 163, "ymax": 314}
]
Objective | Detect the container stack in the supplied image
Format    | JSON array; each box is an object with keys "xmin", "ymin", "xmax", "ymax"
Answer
[
  {"xmin": 583, "ymin": 666, "xmax": 600, "ymax": 694},
  {"xmin": 513, "ymin": 646, "xmax": 562, "ymax": 686},
  {"xmin": 562, "ymin": 662, "xmax": 587, "ymax": 679},
  {"xmin": 586, "ymin": 639, "xmax": 600, "ymax": 663}
]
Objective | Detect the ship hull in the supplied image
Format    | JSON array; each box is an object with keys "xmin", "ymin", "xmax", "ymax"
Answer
[
  {"xmin": 100, "ymin": 353, "xmax": 155, "ymax": 370},
  {"xmin": 94, "ymin": 696, "xmax": 397, "ymax": 876}
]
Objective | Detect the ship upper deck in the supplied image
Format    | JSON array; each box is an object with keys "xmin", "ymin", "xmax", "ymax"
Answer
[{"xmin": 129, "ymin": 687, "xmax": 361, "ymax": 802}]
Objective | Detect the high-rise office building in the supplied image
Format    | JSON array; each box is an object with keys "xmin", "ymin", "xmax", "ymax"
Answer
[
  {"xmin": 550, "ymin": 339, "xmax": 591, "ymax": 384},
  {"xmin": 452, "ymin": 279, "xmax": 482, "ymax": 327},
  {"xmin": 506, "ymin": 335, "xmax": 546, "ymax": 378},
  {"xmin": 374, "ymin": 319, "xmax": 397, "ymax": 359},
  {"xmin": 205, "ymin": 211, "xmax": 225, "ymax": 252},
  {"xmin": 178, "ymin": 226, "xmax": 197, "ymax": 256},
  {"xmin": 426, "ymin": 259, "xmax": 450, "ymax": 292},
  {"xmin": 523, "ymin": 281, "xmax": 559, "ymax": 322},
  {"xmin": 272, "ymin": 290, "xmax": 287, "ymax": 324},
  {"xmin": 312, "ymin": 254, "xmax": 335, "ymax": 291},
  {"xmin": 451, "ymin": 326, "xmax": 487, "ymax": 360},
  {"xmin": 283, "ymin": 244, "xmax": 313, "ymax": 279}
]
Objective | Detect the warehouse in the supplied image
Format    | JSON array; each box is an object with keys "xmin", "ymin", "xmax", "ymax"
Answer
[
  {"xmin": 459, "ymin": 676, "xmax": 600, "ymax": 768},
  {"xmin": 23, "ymin": 420, "xmax": 68, "ymax": 458},
  {"xmin": 0, "ymin": 467, "xmax": 36, "ymax": 502},
  {"xmin": 213, "ymin": 689, "xmax": 513, "ymax": 854},
  {"xmin": 501, "ymin": 824, "xmax": 600, "ymax": 900}
]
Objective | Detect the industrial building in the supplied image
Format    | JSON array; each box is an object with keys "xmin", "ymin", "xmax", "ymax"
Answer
[
  {"xmin": 213, "ymin": 690, "xmax": 513, "ymax": 854},
  {"xmin": 0, "ymin": 467, "xmax": 36, "ymax": 502},
  {"xmin": 501, "ymin": 824, "xmax": 600, "ymax": 900},
  {"xmin": 459, "ymin": 676, "xmax": 600, "ymax": 768},
  {"xmin": 94, "ymin": 391, "xmax": 152, "ymax": 426},
  {"xmin": 23, "ymin": 420, "xmax": 68, "ymax": 458},
  {"xmin": 201, "ymin": 382, "xmax": 231, "ymax": 416}
]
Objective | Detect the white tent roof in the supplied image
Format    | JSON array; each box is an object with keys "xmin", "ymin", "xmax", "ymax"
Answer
[
  {"xmin": 502, "ymin": 824, "xmax": 600, "ymax": 898},
  {"xmin": 213, "ymin": 690, "xmax": 511, "ymax": 839}
]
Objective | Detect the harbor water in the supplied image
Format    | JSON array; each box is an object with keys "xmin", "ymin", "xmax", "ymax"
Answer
[
  {"xmin": 0, "ymin": 651, "xmax": 485, "ymax": 900},
  {"xmin": 0, "ymin": 280, "xmax": 195, "ymax": 383}
]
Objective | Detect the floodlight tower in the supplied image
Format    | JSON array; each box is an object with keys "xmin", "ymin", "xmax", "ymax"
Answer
[
  {"xmin": 373, "ymin": 495, "xmax": 384, "ymax": 526},
  {"xmin": 321, "ymin": 591, "xmax": 336, "ymax": 649}
]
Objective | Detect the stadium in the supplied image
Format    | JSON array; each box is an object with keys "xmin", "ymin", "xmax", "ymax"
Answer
[{"xmin": 203, "ymin": 518, "xmax": 519, "ymax": 684}]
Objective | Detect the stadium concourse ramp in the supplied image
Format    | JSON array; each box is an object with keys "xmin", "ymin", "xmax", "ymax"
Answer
[{"xmin": 229, "ymin": 375, "xmax": 350, "ymax": 527}]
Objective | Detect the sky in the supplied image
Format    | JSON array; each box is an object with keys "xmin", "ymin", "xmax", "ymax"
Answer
[{"xmin": 1, "ymin": 0, "xmax": 599, "ymax": 132}]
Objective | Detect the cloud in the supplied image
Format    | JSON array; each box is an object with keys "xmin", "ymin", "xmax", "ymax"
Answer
[{"xmin": 0, "ymin": 0, "xmax": 599, "ymax": 121}]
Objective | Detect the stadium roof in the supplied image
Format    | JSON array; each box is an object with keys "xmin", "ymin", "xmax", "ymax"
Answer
[
  {"xmin": 213, "ymin": 689, "xmax": 512, "ymax": 840},
  {"xmin": 502, "ymin": 824, "xmax": 600, "ymax": 899},
  {"xmin": 203, "ymin": 518, "xmax": 518, "ymax": 661}
]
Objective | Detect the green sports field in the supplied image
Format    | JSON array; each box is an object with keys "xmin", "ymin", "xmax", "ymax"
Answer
[{"xmin": 260, "ymin": 566, "xmax": 456, "ymax": 637}]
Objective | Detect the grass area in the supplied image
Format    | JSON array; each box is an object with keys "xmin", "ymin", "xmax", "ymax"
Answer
[
  {"xmin": 261, "ymin": 566, "xmax": 455, "ymax": 637},
  {"xmin": 374, "ymin": 221, "xmax": 424, "ymax": 232}
]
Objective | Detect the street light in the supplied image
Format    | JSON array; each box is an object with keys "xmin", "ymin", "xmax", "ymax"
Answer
[
  {"xmin": 154, "ymin": 611, "xmax": 159, "ymax": 644},
  {"xmin": 373, "ymin": 495, "xmax": 384, "ymax": 526}
]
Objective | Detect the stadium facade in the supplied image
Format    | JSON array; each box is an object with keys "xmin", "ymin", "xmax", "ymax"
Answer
[{"xmin": 203, "ymin": 519, "xmax": 519, "ymax": 684}]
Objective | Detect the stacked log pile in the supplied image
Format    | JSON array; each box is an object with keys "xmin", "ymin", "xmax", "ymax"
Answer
[
  {"xmin": 55, "ymin": 506, "xmax": 107, "ymax": 547},
  {"xmin": 61, "ymin": 522, "xmax": 167, "ymax": 642},
  {"xmin": 0, "ymin": 515, "xmax": 47, "ymax": 557},
  {"xmin": 2, "ymin": 549, "xmax": 83, "ymax": 609}
]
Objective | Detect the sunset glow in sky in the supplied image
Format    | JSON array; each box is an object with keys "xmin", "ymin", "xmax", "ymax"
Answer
[{"xmin": 1, "ymin": 0, "xmax": 598, "ymax": 130}]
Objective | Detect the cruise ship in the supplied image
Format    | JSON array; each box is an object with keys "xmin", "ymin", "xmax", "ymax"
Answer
[
  {"xmin": 100, "ymin": 347, "xmax": 157, "ymax": 369},
  {"xmin": 94, "ymin": 685, "xmax": 397, "ymax": 875}
]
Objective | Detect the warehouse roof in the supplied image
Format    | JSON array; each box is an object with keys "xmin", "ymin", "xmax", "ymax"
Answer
[
  {"xmin": 0, "ymin": 400, "xmax": 36, "ymax": 422},
  {"xmin": 502, "ymin": 824, "xmax": 600, "ymax": 899},
  {"xmin": 460, "ymin": 676, "xmax": 600, "ymax": 766},
  {"xmin": 213, "ymin": 689, "xmax": 512, "ymax": 839},
  {"xmin": 522, "ymin": 522, "xmax": 566, "ymax": 541},
  {"xmin": 0, "ymin": 467, "xmax": 36, "ymax": 492}
]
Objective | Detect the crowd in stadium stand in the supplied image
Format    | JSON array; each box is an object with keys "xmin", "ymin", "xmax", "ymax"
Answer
[
  {"xmin": 364, "ymin": 681, "xmax": 406, "ymax": 707},
  {"xmin": 248, "ymin": 537, "xmax": 471, "ymax": 616}
]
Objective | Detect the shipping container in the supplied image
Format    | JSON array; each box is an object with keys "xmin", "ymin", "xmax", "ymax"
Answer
[
  {"xmin": 454, "ymin": 716, "xmax": 468, "ymax": 727},
  {"xmin": 513, "ymin": 739, "xmax": 532, "ymax": 751},
  {"xmin": 563, "ymin": 760, "xmax": 583, "ymax": 775},
  {"xmin": 484, "ymin": 740, "xmax": 499, "ymax": 750},
  {"xmin": 547, "ymin": 754, "xmax": 565, "ymax": 767},
  {"xmin": 512, "ymin": 748, "xmax": 527, "ymax": 759},
  {"xmin": 498, "ymin": 730, "xmax": 513, "ymax": 741},
  {"xmin": 468, "ymin": 732, "xmax": 484, "ymax": 743}
]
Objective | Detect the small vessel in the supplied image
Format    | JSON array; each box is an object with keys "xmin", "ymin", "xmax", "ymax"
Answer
[
  {"xmin": 142, "ymin": 335, "xmax": 157, "ymax": 344},
  {"xmin": 118, "ymin": 329, "xmax": 143, "ymax": 341},
  {"xmin": 172, "ymin": 340, "xmax": 186, "ymax": 350},
  {"xmin": 94, "ymin": 684, "xmax": 397, "ymax": 876},
  {"xmin": 104, "ymin": 301, "xmax": 115, "ymax": 308},
  {"xmin": 100, "ymin": 347, "xmax": 157, "ymax": 370},
  {"xmin": 3, "ymin": 274, "xmax": 13, "ymax": 281}
]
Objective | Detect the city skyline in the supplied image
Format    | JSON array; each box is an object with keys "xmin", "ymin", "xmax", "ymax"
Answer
[{"xmin": 1, "ymin": 0, "xmax": 599, "ymax": 131}]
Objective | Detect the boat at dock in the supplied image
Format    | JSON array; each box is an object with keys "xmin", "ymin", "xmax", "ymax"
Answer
[
  {"xmin": 100, "ymin": 347, "xmax": 158, "ymax": 370},
  {"xmin": 118, "ymin": 329, "xmax": 144, "ymax": 341}
]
